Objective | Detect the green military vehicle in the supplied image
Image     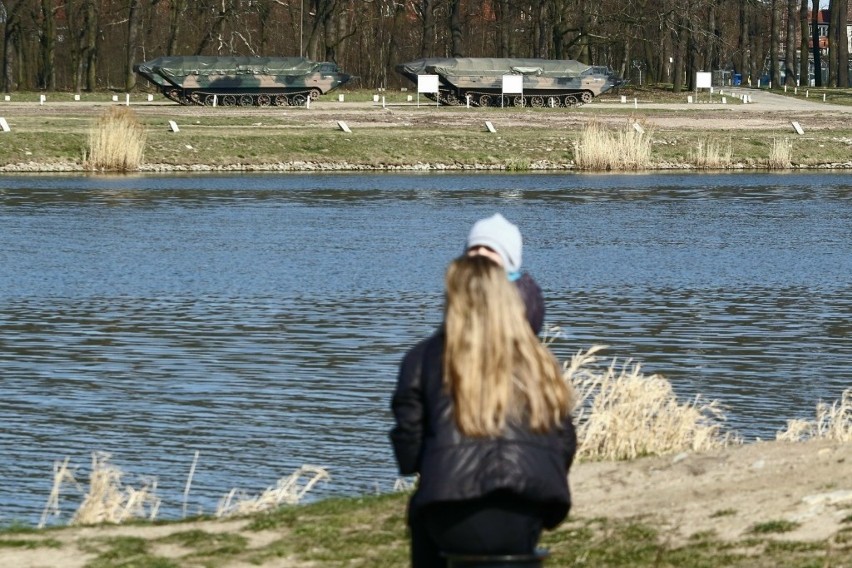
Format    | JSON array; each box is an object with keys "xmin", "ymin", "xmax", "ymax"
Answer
[
  {"xmin": 396, "ymin": 57, "xmax": 622, "ymax": 107},
  {"xmin": 134, "ymin": 56, "xmax": 351, "ymax": 106}
]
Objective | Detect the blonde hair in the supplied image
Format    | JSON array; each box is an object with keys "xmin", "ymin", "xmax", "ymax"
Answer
[{"xmin": 443, "ymin": 256, "xmax": 573, "ymax": 437}]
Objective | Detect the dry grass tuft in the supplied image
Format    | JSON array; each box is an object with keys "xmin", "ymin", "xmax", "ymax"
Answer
[
  {"xmin": 689, "ymin": 139, "xmax": 733, "ymax": 168},
  {"xmin": 71, "ymin": 452, "xmax": 161, "ymax": 525},
  {"xmin": 573, "ymin": 120, "xmax": 652, "ymax": 170},
  {"xmin": 86, "ymin": 106, "xmax": 147, "ymax": 171},
  {"xmin": 767, "ymin": 137, "xmax": 792, "ymax": 169},
  {"xmin": 776, "ymin": 389, "xmax": 852, "ymax": 442},
  {"xmin": 39, "ymin": 452, "xmax": 161, "ymax": 526},
  {"xmin": 216, "ymin": 465, "xmax": 330, "ymax": 517},
  {"xmin": 564, "ymin": 346, "xmax": 738, "ymax": 461},
  {"xmin": 38, "ymin": 457, "xmax": 81, "ymax": 528}
]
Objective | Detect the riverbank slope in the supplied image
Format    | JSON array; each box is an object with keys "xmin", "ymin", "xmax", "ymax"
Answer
[{"xmin": 2, "ymin": 438, "xmax": 849, "ymax": 567}]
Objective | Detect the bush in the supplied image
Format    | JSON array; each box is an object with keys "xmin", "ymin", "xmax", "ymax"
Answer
[{"xmin": 86, "ymin": 107, "xmax": 147, "ymax": 171}]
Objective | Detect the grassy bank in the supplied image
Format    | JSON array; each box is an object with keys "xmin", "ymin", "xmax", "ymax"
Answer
[
  {"xmin": 1, "ymin": 88, "xmax": 851, "ymax": 171},
  {"xmin": 2, "ymin": 489, "xmax": 851, "ymax": 567}
]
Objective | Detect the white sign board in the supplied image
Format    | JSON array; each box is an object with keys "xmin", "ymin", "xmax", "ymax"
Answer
[
  {"xmin": 502, "ymin": 75, "xmax": 524, "ymax": 94},
  {"xmin": 418, "ymin": 74, "xmax": 440, "ymax": 93},
  {"xmin": 696, "ymin": 72, "xmax": 712, "ymax": 89}
]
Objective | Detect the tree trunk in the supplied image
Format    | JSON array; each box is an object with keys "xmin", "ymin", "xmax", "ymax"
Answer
[
  {"xmin": 2, "ymin": 0, "xmax": 23, "ymax": 92},
  {"xmin": 812, "ymin": 0, "xmax": 822, "ymax": 86},
  {"xmin": 799, "ymin": 0, "xmax": 810, "ymax": 86},
  {"xmin": 167, "ymin": 0, "xmax": 184, "ymax": 55},
  {"xmin": 736, "ymin": 0, "xmax": 747, "ymax": 76},
  {"xmin": 84, "ymin": 0, "xmax": 97, "ymax": 91},
  {"xmin": 828, "ymin": 0, "xmax": 839, "ymax": 85},
  {"xmin": 839, "ymin": 0, "xmax": 849, "ymax": 87},
  {"xmin": 770, "ymin": 0, "xmax": 781, "ymax": 87},
  {"xmin": 497, "ymin": 0, "xmax": 510, "ymax": 57},
  {"xmin": 126, "ymin": 0, "xmax": 141, "ymax": 91},
  {"xmin": 40, "ymin": 0, "xmax": 57, "ymax": 91},
  {"xmin": 420, "ymin": 0, "xmax": 437, "ymax": 57},
  {"xmin": 672, "ymin": 19, "xmax": 686, "ymax": 91},
  {"xmin": 449, "ymin": 0, "xmax": 462, "ymax": 57},
  {"xmin": 785, "ymin": 0, "xmax": 797, "ymax": 85}
]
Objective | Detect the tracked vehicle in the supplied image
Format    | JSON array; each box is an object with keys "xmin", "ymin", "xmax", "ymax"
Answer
[
  {"xmin": 134, "ymin": 56, "xmax": 351, "ymax": 106},
  {"xmin": 395, "ymin": 57, "xmax": 621, "ymax": 107}
]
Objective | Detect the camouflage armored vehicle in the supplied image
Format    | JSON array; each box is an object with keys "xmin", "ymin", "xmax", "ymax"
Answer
[
  {"xmin": 396, "ymin": 57, "xmax": 621, "ymax": 107},
  {"xmin": 134, "ymin": 55, "xmax": 351, "ymax": 106}
]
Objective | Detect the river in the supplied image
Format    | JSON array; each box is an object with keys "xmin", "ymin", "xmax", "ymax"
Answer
[{"xmin": 0, "ymin": 171, "xmax": 849, "ymax": 526}]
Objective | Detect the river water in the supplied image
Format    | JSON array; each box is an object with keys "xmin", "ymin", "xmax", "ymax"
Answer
[{"xmin": 1, "ymin": 171, "xmax": 849, "ymax": 526}]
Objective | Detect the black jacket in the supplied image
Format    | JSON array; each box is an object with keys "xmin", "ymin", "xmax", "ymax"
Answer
[{"xmin": 390, "ymin": 331, "xmax": 577, "ymax": 529}]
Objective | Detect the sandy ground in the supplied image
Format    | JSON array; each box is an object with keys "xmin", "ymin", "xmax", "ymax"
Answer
[
  {"xmin": 1, "ymin": 439, "xmax": 849, "ymax": 567},
  {"xmin": 571, "ymin": 438, "xmax": 852, "ymax": 544}
]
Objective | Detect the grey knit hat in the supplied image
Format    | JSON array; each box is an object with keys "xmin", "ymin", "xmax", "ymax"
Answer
[{"xmin": 466, "ymin": 213, "xmax": 523, "ymax": 273}]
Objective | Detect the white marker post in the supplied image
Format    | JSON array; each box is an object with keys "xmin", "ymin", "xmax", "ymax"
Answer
[
  {"xmin": 791, "ymin": 121, "xmax": 804, "ymax": 135},
  {"xmin": 0, "ymin": 117, "xmax": 10, "ymax": 132},
  {"xmin": 484, "ymin": 121, "xmax": 496, "ymax": 133},
  {"xmin": 337, "ymin": 121, "xmax": 352, "ymax": 133},
  {"xmin": 125, "ymin": 94, "xmax": 130, "ymax": 106},
  {"xmin": 168, "ymin": 120, "xmax": 180, "ymax": 133},
  {"xmin": 147, "ymin": 94, "xmax": 154, "ymax": 102},
  {"xmin": 39, "ymin": 94, "xmax": 46, "ymax": 105}
]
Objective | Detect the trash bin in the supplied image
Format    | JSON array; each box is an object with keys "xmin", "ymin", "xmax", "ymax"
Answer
[{"xmin": 733, "ymin": 74, "xmax": 742, "ymax": 86}]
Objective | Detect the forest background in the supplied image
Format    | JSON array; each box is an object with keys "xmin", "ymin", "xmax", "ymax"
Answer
[{"xmin": 0, "ymin": 0, "xmax": 850, "ymax": 97}]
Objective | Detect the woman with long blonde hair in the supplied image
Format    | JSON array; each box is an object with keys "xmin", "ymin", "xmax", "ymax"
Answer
[{"xmin": 391, "ymin": 255, "xmax": 577, "ymax": 567}]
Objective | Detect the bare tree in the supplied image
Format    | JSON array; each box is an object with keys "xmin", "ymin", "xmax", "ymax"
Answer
[
  {"xmin": 829, "ymin": 0, "xmax": 839, "ymax": 84},
  {"xmin": 38, "ymin": 0, "xmax": 57, "ymax": 90},
  {"xmin": 812, "ymin": 0, "xmax": 822, "ymax": 86},
  {"xmin": 770, "ymin": 0, "xmax": 781, "ymax": 86},
  {"xmin": 799, "ymin": 0, "xmax": 810, "ymax": 86},
  {"xmin": 785, "ymin": 0, "xmax": 797, "ymax": 85},
  {"xmin": 125, "ymin": 0, "xmax": 141, "ymax": 90},
  {"xmin": 839, "ymin": 0, "xmax": 849, "ymax": 87}
]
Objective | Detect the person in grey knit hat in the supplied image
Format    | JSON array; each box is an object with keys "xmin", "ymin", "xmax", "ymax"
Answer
[{"xmin": 466, "ymin": 213, "xmax": 545, "ymax": 334}]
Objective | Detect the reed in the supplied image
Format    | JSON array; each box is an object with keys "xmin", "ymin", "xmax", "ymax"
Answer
[
  {"xmin": 689, "ymin": 139, "xmax": 732, "ymax": 168},
  {"xmin": 86, "ymin": 106, "xmax": 147, "ymax": 171},
  {"xmin": 767, "ymin": 137, "xmax": 792, "ymax": 169},
  {"xmin": 216, "ymin": 465, "xmax": 330, "ymax": 518},
  {"xmin": 37, "ymin": 457, "xmax": 80, "ymax": 529},
  {"xmin": 572, "ymin": 120, "xmax": 652, "ymax": 170},
  {"xmin": 71, "ymin": 452, "xmax": 161, "ymax": 525},
  {"xmin": 564, "ymin": 346, "xmax": 737, "ymax": 461},
  {"xmin": 776, "ymin": 389, "xmax": 852, "ymax": 442}
]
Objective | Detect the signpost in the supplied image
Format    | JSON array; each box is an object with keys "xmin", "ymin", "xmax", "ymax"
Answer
[
  {"xmin": 501, "ymin": 75, "xmax": 523, "ymax": 108},
  {"xmin": 417, "ymin": 74, "xmax": 440, "ymax": 108}
]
